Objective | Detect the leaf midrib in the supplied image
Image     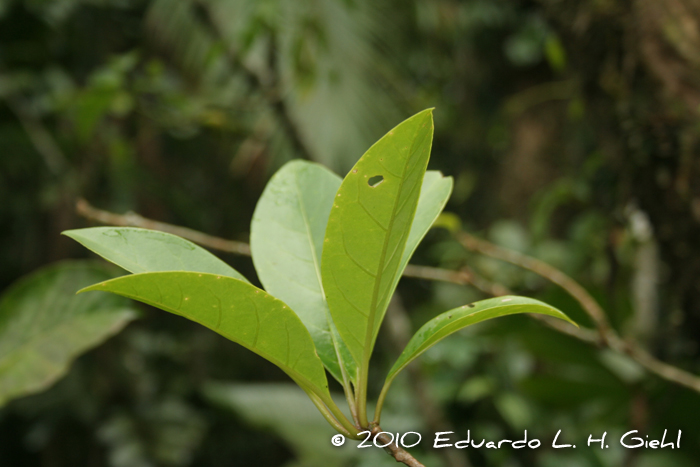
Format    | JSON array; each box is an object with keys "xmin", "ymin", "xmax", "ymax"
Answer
[{"xmin": 293, "ymin": 178, "xmax": 326, "ymax": 310}]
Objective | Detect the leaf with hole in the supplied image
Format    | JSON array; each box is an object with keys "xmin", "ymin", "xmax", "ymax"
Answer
[
  {"xmin": 321, "ymin": 108, "xmax": 435, "ymax": 374},
  {"xmin": 63, "ymin": 227, "xmax": 247, "ymax": 282},
  {"xmin": 0, "ymin": 261, "xmax": 137, "ymax": 407}
]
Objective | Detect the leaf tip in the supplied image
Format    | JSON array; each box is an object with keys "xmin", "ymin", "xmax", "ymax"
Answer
[
  {"xmin": 550, "ymin": 307, "xmax": 578, "ymax": 328},
  {"xmin": 76, "ymin": 282, "xmax": 105, "ymax": 295},
  {"xmin": 61, "ymin": 229, "xmax": 78, "ymax": 239}
]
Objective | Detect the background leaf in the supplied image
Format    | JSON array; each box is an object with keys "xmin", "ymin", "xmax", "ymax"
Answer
[
  {"xmin": 0, "ymin": 261, "xmax": 137, "ymax": 407},
  {"xmin": 80, "ymin": 272, "xmax": 331, "ymax": 401},
  {"xmin": 321, "ymin": 109, "xmax": 434, "ymax": 367},
  {"xmin": 204, "ymin": 383, "xmax": 357, "ymax": 467},
  {"xmin": 204, "ymin": 382, "xmax": 423, "ymax": 467},
  {"xmin": 63, "ymin": 227, "xmax": 248, "ymax": 282}
]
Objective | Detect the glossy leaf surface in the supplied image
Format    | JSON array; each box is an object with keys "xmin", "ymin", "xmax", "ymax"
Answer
[
  {"xmin": 384, "ymin": 296, "xmax": 576, "ymax": 395},
  {"xmin": 322, "ymin": 109, "xmax": 434, "ymax": 366},
  {"xmin": 0, "ymin": 261, "xmax": 137, "ymax": 407},
  {"xmin": 63, "ymin": 227, "xmax": 247, "ymax": 282},
  {"xmin": 80, "ymin": 272, "xmax": 330, "ymax": 399}
]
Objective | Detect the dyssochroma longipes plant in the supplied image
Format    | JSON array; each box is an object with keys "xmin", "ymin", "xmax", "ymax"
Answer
[{"xmin": 64, "ymin": 109, "xmax": 575, "ymax": 462}]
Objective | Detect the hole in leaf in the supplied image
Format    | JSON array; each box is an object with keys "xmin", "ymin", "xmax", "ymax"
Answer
[{"xmin": 368, "ymin": 175, "xmax": 384, "ymax": 187}]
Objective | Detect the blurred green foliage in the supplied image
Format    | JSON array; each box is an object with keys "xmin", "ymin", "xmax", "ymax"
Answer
[{"xmin": 2, "ymin": 0, "xmax": 700, "ymax": 466}]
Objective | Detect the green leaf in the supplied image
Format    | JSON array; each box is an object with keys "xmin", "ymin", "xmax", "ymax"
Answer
[
  {"xmin": 250, "ymin": 160, "xmax": 355, "ymax": 384},
  {"xmin": 375, "ymin": 296, "xmax": 576, "ymax": 421},
  {"xmin": 321, "ymin": 109, "xmax": 434, "ymax": 370},
  {"xmin": 63, "ymin": 227, "xmax": 247, "ymax": 282},
  {"xmin": 0, "ymin": 261, "xmax": 137, "ymax": 407},
  {"xmin": 79, "ymin": 272, "xmax": 331, "ymax": 401}
]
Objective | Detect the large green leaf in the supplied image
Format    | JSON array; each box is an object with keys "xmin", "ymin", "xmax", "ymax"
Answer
[
  {"xmin": 250, "ymin": 160, "xmax": 354, "ymax": 384},
  {"xmin": 63, "ymin": 227, "xmax": 248, "ymax": 282},
  {"xmin": 79, "ymin": 272, "xmax": 330, "ymax": 400},
  {"xmin": 375, "ymin": 296, "xmax": 576, "ymax": 421},
  {"xmin": 321, "ymin": 109, "xmax": 434, "ymax": 370},
  {"xmin": 0, "ymin": 261, "xmax": 137, "ymax": 407}
]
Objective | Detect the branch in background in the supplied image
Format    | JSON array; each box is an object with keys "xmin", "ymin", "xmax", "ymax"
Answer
[
  {"xmin": 75, "ymin": 199, "xmax": 700, "ymax": 395},
  {"xmin": 76, "ymin": 199, "xmax": 251, "ymax": 255}
]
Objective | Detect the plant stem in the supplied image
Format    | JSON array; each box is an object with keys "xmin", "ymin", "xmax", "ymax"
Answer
[
  {"xmin": 355, "ymin": 364, "xmax": 369, "ymax": 428},
  {"xmin": 305, "ymin": 391, "xmax": 353, "ymax": 438},
  {"xmin": 373, "ymin": 376, "xmax": 393, "ymax": 425},
  {"xmin": 321, "ymin": 393, "xmax": 360, "ymax": 438}
]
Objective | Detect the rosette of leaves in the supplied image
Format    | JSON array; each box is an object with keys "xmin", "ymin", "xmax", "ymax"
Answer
[{"xmin": 64, "ymin": 109, "xmax": 575, "ymax": 441}]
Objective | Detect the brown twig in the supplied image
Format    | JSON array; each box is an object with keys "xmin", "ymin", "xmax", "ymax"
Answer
[
  {"xmin": 371, "ymin": 426, "xmax": 426, "ymax": 467},
  {"xmin": 75, "ymin": 200, "xmax": 700, "ymax": 395},
  {"xmin": 75, "ymin": 199, "xmax": 251, "ymax": 255}
]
